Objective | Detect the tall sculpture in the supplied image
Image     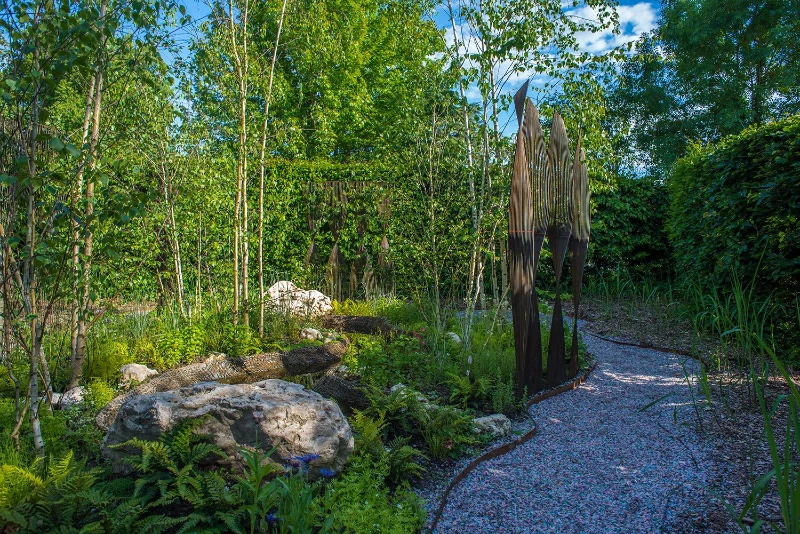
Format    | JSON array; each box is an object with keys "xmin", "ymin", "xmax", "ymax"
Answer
[
  {"xmin": 569, "ymin": 147, "xmax": 590, "ymax": 378},
  {"xmin": 509, "ymin": 83, "xmax": 591, "ymax": 394}
]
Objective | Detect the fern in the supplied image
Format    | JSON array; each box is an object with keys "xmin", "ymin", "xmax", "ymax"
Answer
[
  {"xmin": 0, "ymin": 462, "xmax": 45, "ymax": 509},
  {"xmin": 0, "ymin": 451, "xmax": 109, "ymax": 532},
  {"xmin": 102, "ymin": 418, "xmax": 228, "ymax": 532},
  {"xmin": 385, "ymin": 437, "xmax": 426, "ymax": 484},
  {"xmin": 447, "ymin": 372, "xmax": 490, "ymax": 409}
]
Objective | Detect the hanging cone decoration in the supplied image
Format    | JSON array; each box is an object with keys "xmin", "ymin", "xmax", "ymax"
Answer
[
  {"xmin": 325, "ymin": 181, "xmax": 347, "ymax": 303},
  {"xmin": 306, "ymin": 239, "xmax": 319, "ymax": 265},
  {"xmin": 569, "ymin": 145, "xmax": 590, "ymax": 378},
  {"xmin": 362, "ymin": 250, "xmax": 377, "ymax": 299},
  {"xmin": 326, "ymin": 242, "xmax": 345, "ymax": 303},
  {"xmin": 305, "ymin": 182, "xmax": 319, "ymax": 267},
  {"xmin": 377, "ymin": 191, "xmax": 393, "ymax": 295},
  {"xmin": 545, "ymin": 111, "xmax": 572, "ymax": 388}
]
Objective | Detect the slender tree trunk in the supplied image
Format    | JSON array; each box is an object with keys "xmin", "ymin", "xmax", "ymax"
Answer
[
  {"xmin": 25, "ymin": 22, "xmax": 45, "ymax": 455},
  {"xmin": 1, "ymin": 250, "xmax": 20, "ymax": 417},
  {"xmin": 229, "ymin": 0, "xmax": 249, "ymax": 325},
  {"xmin": 70, "ymin": 75, "xmax": 95, "ymax": 375},
  {"xmin": 162, "ymin": 163, "xmax": 186, "ymax": 316},
  {"xmin": 72, "ymin": 43, "xmax": 105, "ymax": 388},
  {"xmin": 26, "ymin": 171, "xmax": 44, "ymax": 456},
  {"xmin": 196, "ymin": 220, "xmax": 202, "ymax": 318},
  {"xmin": 258, "ymin": 0, "xmax": 289, "ymax": 337}
]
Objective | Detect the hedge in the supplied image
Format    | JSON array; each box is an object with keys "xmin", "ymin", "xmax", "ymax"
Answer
[{"xmin": 668, "ymin": 115, "xmax": 800, "ymax": 348}]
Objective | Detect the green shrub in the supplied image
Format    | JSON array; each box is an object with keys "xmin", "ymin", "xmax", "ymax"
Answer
[
  {"xmin": 350, "ymin": 410, "xmax": 426, "ymax": 485},
  {"xmin": 590, "ymin": 174, "xmax": 671, "ymax": 277},
  {"xmin": 352, "ymin": 335, "xmax": 435, "ymax": 390},
  {"xmin": 85, "ymin": 337, "xmax": 135, "ymax": 382},
  {"xmin": 669, "ymin": 115, "xmax": 800, "ymax": 355},
  {"xmin": 84, "ymin": 378, "xmax": 116, "ymax": 410},
  {"xmin": 447, "ymin": 372, "xmax": 490, "ymax": 409},
  {"xmin": 419, "ymin": 405, "xmax": 478, "ymax": 459},
  {"xmin": 0, "ymin": 451, "xmax": 105, "ymax": 532}
]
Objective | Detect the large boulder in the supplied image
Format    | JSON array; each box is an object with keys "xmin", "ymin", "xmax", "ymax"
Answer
[
  {"xmin": 119, "ymin": 363, "xmax": 158, "ymax": 387},
  {"xmin": 102, "ymin": 379, "xmax": 353, "ymax": 479},
  {"xmin": 268, "ymin": 281, "xmax": 332, "ymax": 317}
]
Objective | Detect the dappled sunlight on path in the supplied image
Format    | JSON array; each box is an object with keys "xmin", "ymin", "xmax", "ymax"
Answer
[{"xmin": 430, "ymin": 327, "xmax": 733, "ymax": 533}]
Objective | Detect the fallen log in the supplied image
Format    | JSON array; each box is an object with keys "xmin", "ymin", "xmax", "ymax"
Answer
[
  {"xmin": 313, "ymin": 372, "xmax": 370, "ymax": 413},
  {"xmin": 320, "ymin": 314, "xmax": 400, "ymax": 336},
  {"xmin": 96, "ymin": 341, "xmax": 347, "ymax": 430}
]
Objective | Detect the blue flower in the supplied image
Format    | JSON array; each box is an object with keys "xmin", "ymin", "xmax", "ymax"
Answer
[
  {"xmin": 295, "ymin": 453, "xmax": 321, "ymax": 465},
  {"xmin": 266, "ymin": 513, "xmax": 277, "ymax": 524},
  {"xmin": 319, "ymin": 467, "xmax": 335, "ymax": 479}
]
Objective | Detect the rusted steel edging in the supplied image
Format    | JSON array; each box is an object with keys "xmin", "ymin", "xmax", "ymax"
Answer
[
  {"xmin": 428, "ymin": 361, "xmax": 598, "ymax": 532},
  {"xmin": 582, "ymin": 330, "xmax": 694, "ymax": 357}
]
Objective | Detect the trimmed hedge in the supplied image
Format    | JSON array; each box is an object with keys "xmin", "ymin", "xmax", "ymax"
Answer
[
  {"xmin": 589, "ymin": 175, "xmax": 671, "ymax": 276},
  {"xmin": 668, "ymin": 115, "xmax": 800, "ymax": 347}
]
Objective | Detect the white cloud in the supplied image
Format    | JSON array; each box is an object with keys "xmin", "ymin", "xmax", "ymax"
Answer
[{"xmin": 570, "ymin": 2, "xmax": 657, "ymax": 54}]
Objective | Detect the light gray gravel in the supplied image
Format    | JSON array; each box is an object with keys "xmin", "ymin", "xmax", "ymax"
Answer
[{"xmin": 425, "ymin": 329, "xmax": 736, "ymax": 533}]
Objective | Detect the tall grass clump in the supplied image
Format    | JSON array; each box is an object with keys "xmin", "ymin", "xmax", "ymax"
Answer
[{"xmin": 732, "ymin": 306, "xmax": 800, "ymax": 533}]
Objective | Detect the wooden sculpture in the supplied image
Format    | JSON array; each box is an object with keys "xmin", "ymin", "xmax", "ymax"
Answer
[
  {"xmin": 510, "ymin": 82, "xmax": 551, "ymax": 395},
  {"xmin": 545, "ymin": 111, "xmax": 572, "ymax": 388},
  {"xmin": 508, "ymin": 84, "xmax": 591, "ymax": 395},
  {"xmin": 569, "ymin": 146, "xmax": 590, "ymax": 378}
]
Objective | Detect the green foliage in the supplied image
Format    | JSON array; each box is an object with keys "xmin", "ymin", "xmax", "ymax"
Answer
[
  {"xmin": 350, "ymin": 410, "xmax": 426, "ymax": 484},
  {"xmin": 610, "ymin": 0, "xmax": 800, "ymax": 178},
  {"xmin": 228, "ymin": 447, "xmax": 284, "ymax": 534},
  {"xmin": 447, "ymin": 372, "xmax": 490, "ymax": 409},
  {"xmin": 419, "ymin": 405, "xmax": 479, "ymax": 459},
  {"xmin": 669, "ymin": 116, "xmax": 800, "ymax": 356},
  {"xmin": 0, "ymin": 451, "xmax": 105, "ymax": 532},
  {"xmin": 351, "ymin": 335, "xmax": 434, "ymax": 390},
  {"xmin": 103, "ymin": 418, "xmax": 230, "ymax": 532},
  {"xmin": 730, "ymin": 312, "xmax": 800, "ymax": 533},
  {"xmin": 321, "ymin": 454, "xmax": 425, "ymax": 534},
  {"xmin": 150, "ymin": 322, "xmax": 207, "ymax": 370},
  {"xmin": 333, "ymin": 298, "xmax": 377, "ymax": 317},
  {"xmin": 590, "ymin": 175, "xmax": 671, "ymax": 276},
  {"xmin": 84, "ymin": 378, "xmax": 116, "ymax": 410}
]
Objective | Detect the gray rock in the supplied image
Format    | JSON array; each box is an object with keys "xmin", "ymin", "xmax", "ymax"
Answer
[
  {"xmin": 300, "ymin": 327, "xmax": 323, "ymax": 341},
  {"xmin": 473, "ymin": 414, "xmax": 511, "ymax": 437},
  {"xmin": 119, "ymin": 363, "xmax": 158, "ymax": 387},
  {"xmin": 446, "ymin": 332, "xmax": 462, "ymax": 344},
  {"xmin": 59, "ymin": 386, "xmax": 86, "ymax": 409},
  {"xmin": 102, "ymin": 379, "xmax": 353, "ymax": 479}
]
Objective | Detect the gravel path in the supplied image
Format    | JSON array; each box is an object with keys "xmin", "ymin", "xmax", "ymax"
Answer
[{"xmin": 428, "ymin": 329, "xmax": 735, "ymax": 533}]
